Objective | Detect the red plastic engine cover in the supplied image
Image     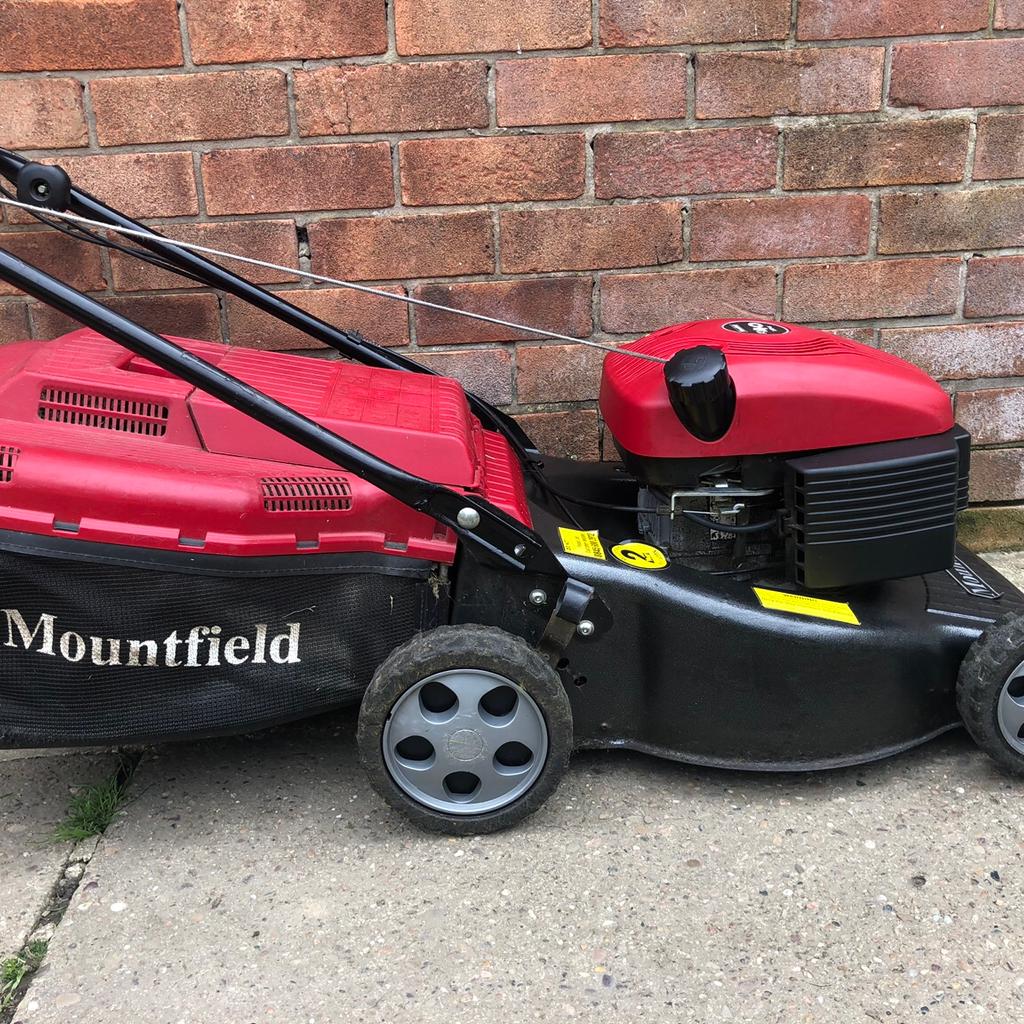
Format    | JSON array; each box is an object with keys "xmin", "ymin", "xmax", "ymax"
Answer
[{"xmin": 600, "ymin": 319, "xmax": 954, "ymax": 458}]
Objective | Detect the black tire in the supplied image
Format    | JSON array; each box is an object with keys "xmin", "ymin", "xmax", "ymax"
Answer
[
  {"xmin": 357, "ymin": 624, "xmax": 572, "ymax": 835},
  {"xmin": 957, "ymin": 611, "xmax": 1024, "ymax": 775}
]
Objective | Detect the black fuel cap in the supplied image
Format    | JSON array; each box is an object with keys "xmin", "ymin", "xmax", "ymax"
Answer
[{"xmin": 663, "ymin": 345, "xmax": 736, "ymax": 441}]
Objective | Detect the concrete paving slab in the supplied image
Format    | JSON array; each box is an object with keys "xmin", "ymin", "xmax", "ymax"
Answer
[
  {"xmin": 981, "ymin": 549, "xmax": 1024, "ymax": 589},
  {"xmin": 14, "ymin": 714, "xmax": 1024, "ymax": 1024},
  {"xmin": 0, "ymin": 752, "xmax": 119, "ymax": 963}
]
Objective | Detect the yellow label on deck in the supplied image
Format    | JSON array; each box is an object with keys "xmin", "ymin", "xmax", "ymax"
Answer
[
  {"xmin": 611, "ymin": 541, "xmax": 668, "ymax": 570},
  {"xmin": 558, "ymin": 527, "xmax": 606, "ymax": 560},
  {"xmin": 753, "ymin": 587, "xmax": 860, "ymax": 625}
]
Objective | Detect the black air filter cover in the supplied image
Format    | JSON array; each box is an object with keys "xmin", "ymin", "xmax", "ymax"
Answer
[{"xmin": 786, "ymin": 428, "xmax": 965, "ymax": 590}]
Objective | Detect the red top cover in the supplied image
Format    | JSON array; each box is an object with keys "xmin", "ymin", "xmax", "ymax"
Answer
[{"xmin": 600, "ymin": 319, "xmax": 954, "ymax": 458}]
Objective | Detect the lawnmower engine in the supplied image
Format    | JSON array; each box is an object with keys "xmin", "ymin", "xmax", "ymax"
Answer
[{"xmin": 600, "ymin": 319, "xmax": 969, "ymax": 589}]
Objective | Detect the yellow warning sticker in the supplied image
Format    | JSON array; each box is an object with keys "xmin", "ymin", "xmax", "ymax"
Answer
[
  {"xmin": 611, "ymin": 541, "xmax": 669, "ymax": 570},
  {"xmin": 753, "ymin": 587, "xmax": 861, "ymax": 626},
  {"xmin": 558, "ymin": 527, "xmax": 606, "ymax": 560}
]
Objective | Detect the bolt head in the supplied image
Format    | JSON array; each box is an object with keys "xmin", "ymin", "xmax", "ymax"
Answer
[
  {"xmin": 529, "ymin": 589, "xmax": 547, "ymax": 606},
  {"xmin": 514, "ymin": 544, "xmax": 527, "ymax": 557},
  {"xmin": 576, "ymin": 619, "xmax": 595, "ymax": 637},
  {"xmin": 456, "ymin": 507, "xmax": 481, "ymax": 529}
]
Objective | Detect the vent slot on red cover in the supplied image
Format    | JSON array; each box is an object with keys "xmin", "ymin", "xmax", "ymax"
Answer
[
  {"xmin": 260, "ymin": 476, "xmax": 353, "ymax": 513},
  {"xmin": 0, "ymin": 446, "xmax": 19, "ymax": 483},
  {"xmin": 38, "ymin": 388, "xmax": 169, "ymax": 437}
]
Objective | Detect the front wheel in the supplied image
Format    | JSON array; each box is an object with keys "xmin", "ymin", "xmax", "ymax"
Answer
[
  {"xmin": 957, "ymin": 612, "xmax": 1024, "ymax": 775},
  {"xmin": 357, "ymin": 624, "xmax": 572, "ymax": 835}
]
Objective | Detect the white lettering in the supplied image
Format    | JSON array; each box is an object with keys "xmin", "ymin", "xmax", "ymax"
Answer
[
  {"xmin": 269, "ymin": 623, "xmax": 301, "ymax": 665},
  {"xmin": 4, "ymin": 610, "xmax": 55, "ymax": 656}
]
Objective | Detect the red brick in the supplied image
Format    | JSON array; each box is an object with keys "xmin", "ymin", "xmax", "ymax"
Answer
[
  {"xmin": 201, "ymin": 144, "xmax": 393, "ymax": 217},
  {"xmin": 782, "ymin": 258, "xmax": 960, "ymax": 321},
  {"xmin": 890, "ymin": 40, "xmax": 1024, "ymax": 110},
  {"xmin": 0, "ymin": 231, "xmax": 106, "ymax": 297},
  {"xmin": 957, "ymin": 388, "xmax": 1024, "ymax": 446},
  {"xmin": 110, "ymin": 221, "xmax": 299, "ymax": 293},
  {"xmin": 696, "ymin": 48, "xmax": 884, "ymax": 119},
  {"xmin": 400, "ymin": 135, "xmax": 585, "ymax": 207},
  {"xmin": 497, "ymin": 55, "xmax": 686, "ymax": 128},
  {"xmin": 974, "ymin": 114, "xmax": 1024, "ymax": 181},
  {"xmin": 798, "ymin": 0, "xmax": 987, "ymax": 39},
  {"xmin": 0, "ymin": 303, "xmax": 30, "ymax": 345},
  {"xmin": 783, "ymin": 120, "xmax": 968, "ymax": 189},
  {"xmin": 514, "ymin": 409, "xmax": 600, "ymax": 460},
  {"xmin": 691, "ymin": 195, "xmax": 870, "ymax": 262},
  {"xmin": 35, "ymin": 152, "xmax": 198, "ymax": 219},
  {"xmin": 601, "ymin": 0, "xmax": 788, "ymax": 46},
  {"xmin": 0, "ymin": 0, "xmax": 182, "ymax": 71},
  {"xmin": 966, "ymin": 257, "xmax": 1024, "ymax": 318},
  {"xmin": 500, "ymin": 203, "xmax": 682, "ymax": 274},
  {"xmin": 227, "ymin": 287, "xmax": 409, "ymax": 350},
  {"xmin": 395, "ymin": 0, "xmax": 590, "ymax": 56},
  {"xmin": 309, "ymin": 213, "xmax": 494, "ymax": 281},
  {"xmin": 0, "ymin": 79, "xmax": 87, "ymax": 149},
  {"xmin": 601, "ymin": 267, "xmax": 776, "ymax": 333},
  {"xmin": 595, "ymin": 127, "xmax": 776, "ymax": 200},
  {"xmin": 413, "ymin": 278, "xmax": 592, "ymax": 345},
  {"xmin": 31, "ymin": 293, "xmax": 222, "ymax": 343},
  {"xmin": 91, "ymin": 71, "xmax": 288, "ymax": 147},
  {"xmin": 414, "ymin": 349, "xmax": 513, "ymax": 407},
  {"xmin": 969, "ymin": 450, "xmax": 1024, "ymax": 503},
  {"xmin": 879, "ymin": 188, "xmax": 1024, "ymax": 254},
  {"xmin": 517, "ymin": 345, "xmax": 605, "ymax": 405},
  {"xmin": 996, "ymin": 0, "xmax": 1024, "ymax": 28},
  {"xmin": 295, "ymin": 62, "xmax": 488, "ymax": 137},
  {"xmin": 187, "ymin": 0, "xmax": 386, "ymax": 63},
  {"xmin": 879, "ymin": 322, "xmax": 1024, "ymax": 380}
]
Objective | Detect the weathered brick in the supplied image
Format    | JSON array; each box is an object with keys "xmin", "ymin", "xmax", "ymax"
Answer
[
  {"xmin": 783, "ymin": 258, "xmax": 960, "ymax": 321},
  {"xmin": 110, "ymin": 221, "xmax": 299, "ymax": 293},
  {"xmin": 957, "ymin": 388, "xmax": 1024, "ymax": 446},
  {"xmin": 691, "ymin": 195, "xmax": 870, "ymax": 262},
  {"xmin": 517, "ymin": 345, "xmax": 605, "ymax": 405},
  {"xmin": 31, "ymin": 293, "xmax": 222, "ymax": 343},
  {"xmin": 783, "ymin": 120, "xmax": 968, "ymax": 189},
  {"xmin": 0, "ymin": 0, "xmax": 182, "ymax": 71},
  {"xmin": 413, "ymin": 278, "xmax": 592, "ymax": 345},
  {"xmin": 295, "ymin": 62, "xmax": 488, "ymax": 137},
  {"xmin": 0, "ymin": 79, "xmax": 87, "ymax": 149},
  {"xmin": 41, "ymin": 152, "xmax": 198, "ymax": 218},
  {"xmin": 969, "ymin": 450, "xmax": 1024, "ymax": 503},
  {"xmin": 966, "ymin": 256, "xmax": 1024, "ymax": 318},
  {"xmin": 497, "ymin": 55, "xmax": 686, "ymax": 127},
  {"xmin": 696, "ymin": 48, "xmax": 884, "ymax": 119},
  {"xmin": 400, "ymin": 135, "xmax": 586, "ymax": 206},
  {"xmin": 187, "ymin": 0, "xmax": 386, "ymax": 63},
  {"xmin": 601, "ymin": 267, "xmax": 776, "ymax": 333},
  {"xmin": 514, "ymin": 409, "xmax": 600, "ymax": 460},
  {"xmin": 996, "ymin": 0, "xmax": 1024, "ymax": 28},
  {"xmin": 890, "ymin": 40, "xmax": 1024, "ymax": 110},
  {"xmin": 879, "ymin": 188, "xmax": 1024, "ymax": 254},
  {"xmin": 92, "ymin": 71, "xmax": 288, "ymax": 146},
  {"xmin": 880, "ymin": 322, "xmax": 1024, "ymax": 380},
  {"xmin": 500, "ymin": 203, "xmax": 682, "ymax": 274},
  {"xmin": 0, "ymin": 303, "xmax": 30, "ymax": 346},
  {"xmin": 309, "ymin": 213, "xmax": 494, "ymax": 281},
  {"xmin": 601, "ymin": 0, "xmax": 787, "ymax": 46},
  {"xmin": 974, "ymin": 114, "xmax": 1024, "ymax": 181},
  {"xmin": 395, "ymin": 0, "xmax": 591, "ymax": 56},
  {"xmin": 227, "ymin": 287, "xmax": 409, "ymax": 350},
  {"xmin": 798, "ymin": 0, "xmax": 987, "ymax": 39},
  {"xmin": 414, "ymin": 349, "xmax": 513, "ymax": 407},
  {"xmin": 595, "ymin": 127, "xmax": 776, "ymax": 200},
  {"xmin": 0, "ymin": 231, "xmax": 106, "ymax": 297},
  {"xmin": 201, "ymin": 144, "xmax": 393, "ymax": 217}
]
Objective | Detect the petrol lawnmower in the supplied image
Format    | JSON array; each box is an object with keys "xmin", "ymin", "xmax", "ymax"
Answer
[{"xmin": 0, "ymin": 148, "xmax": 1022, "ymax": 835}]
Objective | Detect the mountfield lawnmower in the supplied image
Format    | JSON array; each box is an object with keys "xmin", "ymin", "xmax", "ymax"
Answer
[{"xmin": 0, "ymin": 149, "xmax": 1021, "ymax": 834}]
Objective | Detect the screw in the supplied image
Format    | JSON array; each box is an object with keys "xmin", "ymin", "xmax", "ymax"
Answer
[
  {"xmin": 33, "ymin": 181, "xmax": 50, "ymax": 198},
  {"xmin": 456, "ymin": 507, "xmax": 481, "ymax": 529},
  {"xmin": 514, "ymin": 543, "xmax": 527, "ymax": 557},
  {"xmin": 576, "ymin": 620, "xmax": 595, "ymax": 637},
  {"xmin": 529, "ymin": 589, "xmax": 547, "ymax": 606}
]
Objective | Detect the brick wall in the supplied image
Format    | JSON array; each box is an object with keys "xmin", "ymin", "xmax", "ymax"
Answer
[{"xmin": 1, "ymin": 0, "xmax": 1022, "ymax": 502}]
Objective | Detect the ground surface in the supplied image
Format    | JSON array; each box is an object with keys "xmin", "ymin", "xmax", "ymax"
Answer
[{"xmin": 2, "ymin": 552, "xmax": 1023, "ymax": 1024}]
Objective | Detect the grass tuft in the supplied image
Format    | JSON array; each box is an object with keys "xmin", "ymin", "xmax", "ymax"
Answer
[
  {"xmin": 53, "ymin": 756, "xmax": 135, "ymax": 843},
  {"xmin": 0, "ymin": 940, "xmax": 47, "ymax": 1010}
]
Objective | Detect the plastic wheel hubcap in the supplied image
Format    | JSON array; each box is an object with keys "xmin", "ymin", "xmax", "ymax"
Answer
[
  {"xmin": 382, "ymin": 669, "xmax": 548, "ymax": 815},
  {"xmin": 997, "ymin": 658, "xmax": 1024, "ymax": 755}
]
